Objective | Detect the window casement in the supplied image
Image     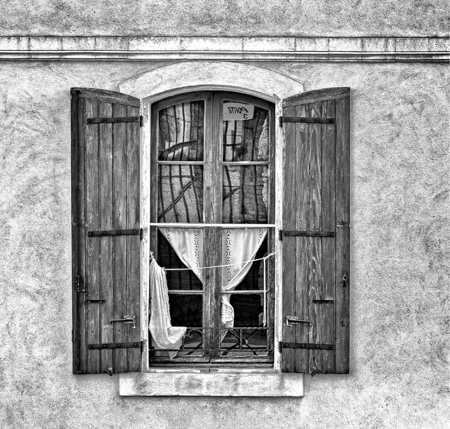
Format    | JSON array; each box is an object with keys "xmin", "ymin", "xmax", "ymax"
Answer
[
  {"xmin": 149, "ymin": 91, "xmax": 275, "ymax": 366},
  {"xmin": 71, "ymin": 86, "xmax": 350, "ymax": 375}
]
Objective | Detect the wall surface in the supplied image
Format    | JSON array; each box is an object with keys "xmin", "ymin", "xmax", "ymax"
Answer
[
  {"xmin": 0, "ymin": 59, "xmax": 448, "ymax": 428},
  {"xmin": 0, "ymin": 0, "xmax": 448, "ymax": 37}
]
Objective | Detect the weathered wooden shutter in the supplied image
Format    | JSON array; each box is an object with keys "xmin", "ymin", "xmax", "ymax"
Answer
[
  {"xmin": 280, "ymin": 88, "xmax": 350, "ymax": 374},
  {"xmin": 71, "ymin": 88, "xmax": 142, "ymax": 374}
]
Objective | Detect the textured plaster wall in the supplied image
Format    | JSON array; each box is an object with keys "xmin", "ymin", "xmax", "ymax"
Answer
[
  {"xmin": 0, "ymin": 0, "xmax": 448, "ymax": 37},
  {"xmin": 0, "ymin": 61, "xmax": 448, "ymax": 428}
]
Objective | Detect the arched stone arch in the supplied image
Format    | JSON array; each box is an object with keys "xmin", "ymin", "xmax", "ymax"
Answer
[{"xmin": 118, "ymin": 62, "xmax": 303, "ymax": 102}]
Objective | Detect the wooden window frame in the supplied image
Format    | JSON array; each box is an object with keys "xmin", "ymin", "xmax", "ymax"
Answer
[{"xmin": 148, "ymin": 90, "xmax": 276, "ymax": 367}]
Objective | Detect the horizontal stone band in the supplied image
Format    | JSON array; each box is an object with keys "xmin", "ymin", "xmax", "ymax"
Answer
[{"xmin": 0, "ymin": 36, "xmax": 447, "ymax": 62}]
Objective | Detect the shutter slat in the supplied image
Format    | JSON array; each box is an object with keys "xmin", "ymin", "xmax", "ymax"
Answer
[
  {"xmin": 281, "ymin": 88, "xmax": 350, "ymax": 374},
  {"xmin": 71, "ymin": 88, "xmax": 141, "ymax": 375},
  {"xmin": 281, "ymin": 102, "xmax": 300, "ymax": 372},
  {"xmin": 307, "ymin": 101, "xmax": 325, "ymax": 374},
  {"xmin": 335, "ymin": 95, "xmax": 350, "ymax": 374},
  {"xmin": 126, "ymin": 105, "xmax": 141, "ymax": 372},
  {"xmin": 86, "ymin": 99, "xmax": 101, "ymax": 374},
  {"xmin": 112, "ymin": 103, "xmax": 129, "ymax": 372},
  {"xmin": 99, "ymin": 101, "xmax": 114, "ymax": 374},
  {"xmin": 71, "ymin": 90, "xmax": 88, "ymax": 374},
  {"xmin": 319, "ymin": 99, "xmax": 336, "ymax": 374}
]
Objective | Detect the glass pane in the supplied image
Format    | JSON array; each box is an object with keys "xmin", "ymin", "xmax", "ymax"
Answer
[
  {"xmin": 223, "ymin": 104, "xmax": 269, "ymax": 162},
  {"xmin": 222, "ymin": 165, "xmax": 268, "ymax": 223},
  {"xmin": 169, "ymin": 295, "xmax": 202, "ymax": 327},
  {"xmin": 157, "ymin": 231, "xmax": 203, "ymax": 290},
  {"xmin": 158, "ymin": 165, "xmax": 203, "ymax": 223},
  {"xmin": 158, "ymin": 101, "xmax": 204, "ymax": 161}
]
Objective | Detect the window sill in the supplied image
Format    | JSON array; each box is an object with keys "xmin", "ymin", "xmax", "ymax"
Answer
[{"xmin": 119, "ymin": 370, "xmax": 303, "ymax": 397}]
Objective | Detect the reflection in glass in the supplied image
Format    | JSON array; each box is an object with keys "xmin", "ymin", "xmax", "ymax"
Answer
[
  {"xmin": 222, "ymin": 165, "xmax": 268, "ymax": 223},
  {"xmin": 158, "ymin": 101, "xmax": 204, "ymax": 161},
  {"xmin": 223, "ymin": 105, "xmax": 269, "ymax": 162},
  {"xmin": 158, "ymin": 165, "xmax": 203, "ymax": 223}
]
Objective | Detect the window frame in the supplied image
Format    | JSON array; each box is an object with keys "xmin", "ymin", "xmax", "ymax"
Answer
[
  {"xmin": 148, "ymin": 90, "xmax": 276, "ymax": 366},
  {"xmin": 139, "ymin": 87, "xmax": 286, "ymax": 374}
]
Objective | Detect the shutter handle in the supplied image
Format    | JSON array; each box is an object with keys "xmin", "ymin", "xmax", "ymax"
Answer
[
  {"xmin": 110, "ymin": 315, "xmax": 136, "ymax": 329},
  {"xmin": 342, "ymin": 274, "xmax": 348, "ymax": 288},
  {"xmin": 286, "ymin": 316, "xmax": 311, "ymax": 327}
]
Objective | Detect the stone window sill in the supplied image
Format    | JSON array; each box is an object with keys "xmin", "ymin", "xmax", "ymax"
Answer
[{"xmin": 119, "ymin": 370, "xmax": 303, "ymax": 397}]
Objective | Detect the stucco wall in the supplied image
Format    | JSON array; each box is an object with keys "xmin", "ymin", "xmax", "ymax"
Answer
[
  {"xmin": 0, "ymin": 0, "xmax": 448, "ymax": 37},
  {"xmin": 0, "ymin": 60, "xmax": 448, "ymax": 428}
]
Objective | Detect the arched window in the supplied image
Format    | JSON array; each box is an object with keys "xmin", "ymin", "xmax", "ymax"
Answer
[{"xmin": 149, "ymin": 91, "xmax": 276, "ymax": 364}]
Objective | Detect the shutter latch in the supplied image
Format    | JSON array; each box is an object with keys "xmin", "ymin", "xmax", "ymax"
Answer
[
  {"xmin": 110, "ymin": 315, "xmax": 136, "ymax": 329},
  {"xmin": 286, "ymin": 316, "xmax": 311, "ymax": 327}
]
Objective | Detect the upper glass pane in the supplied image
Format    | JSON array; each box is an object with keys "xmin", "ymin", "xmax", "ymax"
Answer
[
  {"xmin": 222, "ymin": 102, "xmax": 269, "ymax": 162},
  {"xmin": 158, "ymin": 101, "xmax": 204, "ymax": 161},
  {"xmin": 222, "ymin": 165, "xmax": 268, "ymax": 223}
]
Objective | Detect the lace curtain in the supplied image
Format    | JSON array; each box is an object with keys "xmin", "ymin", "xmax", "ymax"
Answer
[{"xmin": 149, "ymin": 227, "xmax": 267, "ymax": 355}]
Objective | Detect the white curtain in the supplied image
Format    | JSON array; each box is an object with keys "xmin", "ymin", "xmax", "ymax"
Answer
[
  {"xmin": 157, "ymin": 227, "xmax": 267, "ymax": 331},
  {"xmin": 148, "ymin": 258, "xmax": 187, "ymax": 359},
  {"xmin": 159, "ymin": 228, "xmax": 204, "ymax": 282},
  {"xmin": 220, "ymin": 228, "xmax": 267, "ymax": 330}
]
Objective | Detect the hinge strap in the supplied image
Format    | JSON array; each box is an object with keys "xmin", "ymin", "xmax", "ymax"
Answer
[
  {"xmin": 279, "ymin": 230, "xmax": 335, "ymax": 240},
  {"xmin": 280, "ymin": 116, "xmax": 335, "ymax": 125},
  {"xmin": 88, "ymin": 228, "xmax": 143, "ymax": 239},
  {"xmin": 88, "ymin": 342, "xmax": 142, "ymax": 350},
  {"xmin": 86, "ymin": 116, "xmax": 141, "ymax": 125},
  {"xmin": 279, "ymin": 342, "xmax": 334, "ymax": 351}
]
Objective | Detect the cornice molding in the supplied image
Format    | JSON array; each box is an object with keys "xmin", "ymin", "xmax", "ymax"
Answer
[{"xmin": 0, "ymin": 36, "xmax": 448, "ymax": 62}]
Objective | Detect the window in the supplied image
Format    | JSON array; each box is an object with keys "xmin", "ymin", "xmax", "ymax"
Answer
[
  {"xmin": 71, "ymin": 86, "xmax": 350, "ymax": 377},
  {"xmin": 149, "ymin": 91, "xmax": 275, "ymax": 365}
]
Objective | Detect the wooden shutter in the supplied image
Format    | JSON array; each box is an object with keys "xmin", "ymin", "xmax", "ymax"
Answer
[
  {"xmin": 71, "ymin": 88, "xmax": 141, "ymax": 374},
  {"xmin": 280, "ymin": 88, "xmax": 350, "ymax": 374}
]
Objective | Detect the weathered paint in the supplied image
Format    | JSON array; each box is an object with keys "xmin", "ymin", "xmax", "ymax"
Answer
[{"xmin": 0, "ymin": 59, "xmax": 448, "ymax": 427}]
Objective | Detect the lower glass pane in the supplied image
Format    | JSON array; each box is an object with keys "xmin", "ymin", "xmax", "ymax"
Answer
[{"xmin": 168, "ymin": 295, "xmax": 203, "ymax": 327}]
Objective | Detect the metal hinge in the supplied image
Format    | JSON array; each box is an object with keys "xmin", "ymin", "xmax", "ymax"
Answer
[
  {"xmin": 85, "ymin": 299, "xmax": 105, "ymax": 304},
  {"xmin": 279, "ymin": 230, "xmax": 335, "ymax": 240},
  {"xmin": 88, "ymin": 228, "xmax": 143, "ymax": 240},
  {"xmin": 279, "ymin": 342, "xmax": 335, "ymax": 352},
  {"xmin": 140, "ymin": 115, "xmax": 144, "ymax": 127},
  {"xmin": 279, "ymin": 116, "xmax": 335, "ymax": 127},
  {"xmin": 86, "ymin": 116, "xmax": 141, "ymax": 125},
  {"xmin": 88, "ymin": 341, "xmax": 143, "ymax": 350}
]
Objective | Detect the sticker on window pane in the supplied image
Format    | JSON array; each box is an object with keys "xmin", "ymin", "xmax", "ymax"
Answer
[{"xmin": 223, "ymin": 102, "xmax": 254, "ymax": 121}]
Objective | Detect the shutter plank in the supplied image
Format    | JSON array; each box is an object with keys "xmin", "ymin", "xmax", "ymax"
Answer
[
  {"xmin": 112, "ymin": 103, "xmax": 129, "ymax": 372},
  {"xmin": 99, "ymin": 101, "xmax": 114, "ymax": 374},
  {"xmin": 281, "ymin": 103, "xmax": 299, "ymax": 372},
  {"xmin": 295, "ymin": 103, "xmax": 314, "ymax": 373},
  {"xmin": 126, "ymin": 105, "xmax": 141, "ymax": 371},
  {"xmin": 72, "ymin": 90, "xmax": 88, "ymax": 374},
  {"xmin": 335, "ymin": 95, "xmax": 350, "ymax": 374},
  {"xmin": 319, "ymin": 99, "xmax": 336, "ymax": 373},
  {"xmin": 85, "ymin": 99, "xmax": 101, "ymax": 373},
  {"xmin": 307, "ymin": 102, "xmax": 325, "ymax": 374}
]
